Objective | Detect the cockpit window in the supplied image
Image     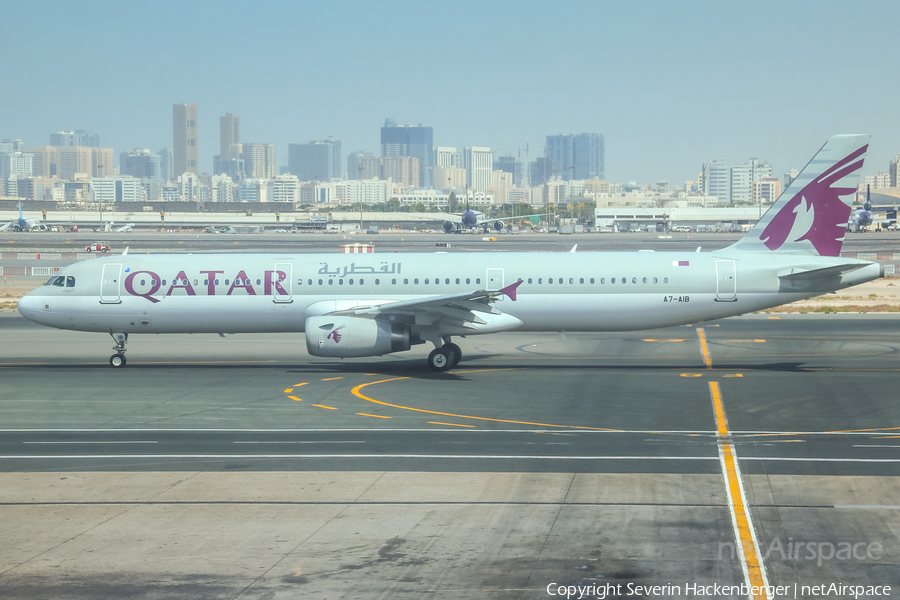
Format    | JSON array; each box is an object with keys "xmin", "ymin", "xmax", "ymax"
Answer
[
  {"xmin": 51, "ymin": 276, "xmax": 65, "ymax": 287},
  {"xmin": 66, "ymin": 276, "xmax": 75, "ymax": 288},
  {"xmin": 43, "ymin": 276, "xmax": 58, "ymax": 286}
]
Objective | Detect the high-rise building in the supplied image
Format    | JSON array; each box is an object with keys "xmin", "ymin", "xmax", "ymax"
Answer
[
  {"xmin": 347, "ymin": 151, "xmax": 375, "ymax": 179},
  {"xmin": 434, "ymin": 165, "xmax": 467, "ymax": 190},
  {"xmin": 242, "ymin": 143, "xmax": 276, "ymax": 179},
  {"xmin": 120, "ymin": 148, "xmax": 162, "ymax": 180},
  {"xmin": 494, "ymin": 155, "xmax": 523, "ymax": 187},
  {"xmin": 158, "ymin": 148, "xmax": 174, "ymax": 181},
  {"xmin": 381, "ymin": 119, "xmax": 433, "ymax": 188},
  {"xmin": 435, "ymin": 147, "xmax": 464, "ymax": 169},
  {"xmin": 465, "ymin": 146, "xmax": 493, "ymax": 193},
  {"xmin": 288, "ymin": 139, "xmax": 341, "ymax": 181},
  {"xmin": 530, "ymin": 156, "xmax": 552, "ymax": 186},
  {"xmin": 268, "ymin": 174, "xmax": 301, "ymax": 204},
  {"xmin": 220, "ymin": 113, "xmax": 240, "ymax": 159},
  {"xmin": 50, "ymin": 130, "xmax": 99, "ymax": 147},
  {"xmin": 173, "ymin": 103, "xmax": 199, "ymax": 178},
  {"xmin": 210, "ymin": 174, "xmax": 234, "ymax": 203},
  {"xmin": 90, "ymin": 176, "xmax": 143, "ymax": 203},
  {"xmin": 702, "ymin": 157, "xmax": 772, "ymax": 204},
  {"xmin": 546, "ymin": 133, "xmax": 605, "ymax": 181},
  {"xmin": 890, "ymin": 154, "xmax": 900, "ymax": 187},
  {"xmin": 0, "ymin": 151, "xmax": 34, "ymax": 179}
]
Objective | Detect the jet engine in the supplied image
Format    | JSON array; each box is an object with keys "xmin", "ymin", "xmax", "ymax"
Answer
[
  {"xmin": 442, "ymin": 221, "xmax": 455, "ymax": 233},
  {"xmin": 305, "ymin": 316, "xmax": 411, "ymax": 358},
  {"xmin": 493, "ymin": 220, "xmax": 504, "ymax": 231}
]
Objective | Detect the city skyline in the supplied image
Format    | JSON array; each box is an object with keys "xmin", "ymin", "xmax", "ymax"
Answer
[{"xmin": 3, "ymin": 1, "xmax": 900, "ymax": 185}]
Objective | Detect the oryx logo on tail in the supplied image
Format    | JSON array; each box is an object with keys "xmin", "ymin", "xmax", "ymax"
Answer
[{"xmin": 760, "ymin": 144, "xmax": 867, "ymax": 256}]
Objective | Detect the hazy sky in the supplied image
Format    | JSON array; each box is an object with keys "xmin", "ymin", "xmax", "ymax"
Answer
[{"xmin": 3, "ymin": 0, "xmax": 898, "ymax": 185}]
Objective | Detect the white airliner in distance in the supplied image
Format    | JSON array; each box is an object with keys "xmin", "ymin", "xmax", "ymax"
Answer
[
  {"xmin": 0, "ymin": 201, "xmax": 41, "ymax": 232},
  {"xmin": 435, "ymin": 193, "xmax": 549, "ymax": 233},
  {"xmin": 18, "ymin": 135, "xmax": 882, "ymax": 370}
]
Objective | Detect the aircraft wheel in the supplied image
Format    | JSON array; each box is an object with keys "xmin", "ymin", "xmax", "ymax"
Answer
[
  {"xmin": 444, "ymin": 343, "xmax": 462, "ymax": 366},
  {"xmin": 427, "ymin": 348, "xmax": 453, "ymax": 371},
  {"xmin": 110, "ymin": 354, "xmax": 126, "ymax": 368}
]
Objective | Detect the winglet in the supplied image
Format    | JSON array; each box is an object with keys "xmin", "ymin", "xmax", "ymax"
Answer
[
  {"xmin": 122, "ymin": 246, "xmax": 129, "ymax": 256},
  {"xmin": 499, "ymin": 279, "xmax": 524, "ymax": 301},
  {"xmin": 570, "ymin": 244, "xmax": 577, "ymax": 253}
]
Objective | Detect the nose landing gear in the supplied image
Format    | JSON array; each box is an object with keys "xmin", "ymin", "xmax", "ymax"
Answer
[{"xmin": 109, "ymin": 332, "xmax": 127, "ymax": 368}]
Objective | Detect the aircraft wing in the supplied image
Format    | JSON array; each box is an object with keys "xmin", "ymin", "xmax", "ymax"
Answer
[
  {"xmin": 327, "ymin": 280, "xmax": 524, "ymax": 331},
  {"xmin": 476, "ymin": 212, "xmax": 551, "ymax": 225}
]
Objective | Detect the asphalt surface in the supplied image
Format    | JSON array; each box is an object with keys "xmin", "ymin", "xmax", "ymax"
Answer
[{"xmin": 2, "ymin": 314, "xmax": 900, "ymax": 476}]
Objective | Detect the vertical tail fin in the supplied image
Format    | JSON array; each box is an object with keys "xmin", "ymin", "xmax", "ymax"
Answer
[{"xmin": 729, "ymin": 134, "xmax": 869, "ymax": 256}]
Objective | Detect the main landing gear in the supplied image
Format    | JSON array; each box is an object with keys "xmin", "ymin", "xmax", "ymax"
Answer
[
  {"xmin": 427, "ymin": 338, "xmax": 462, "ymax": 372},
  {"xmin": 109, "ymin": 332, "xmax": 127, "ymax": 368}
]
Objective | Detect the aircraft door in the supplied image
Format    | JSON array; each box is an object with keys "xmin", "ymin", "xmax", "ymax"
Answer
[
  {"xmin": 100, "ymin": 263, "xmax": 122, "ymax": 304},
  {"xmin": 273, "ymin": 263, "xmax": 292, "ymax": 303},
  {"xmin": 486, "ymin": 268, "xmax": 504, "ymax": 291},
  {"xmin": 715, "ymin": 260, "xmax": 737, "ymax": 302}
]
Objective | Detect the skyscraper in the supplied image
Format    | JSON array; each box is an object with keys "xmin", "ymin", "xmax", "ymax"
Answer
[
  {"xmin": 546, "ymin": 133, "xmax": 604, "ymax": 181},
  {"xmin": 464, "ymin": 147, "xmax": 493, "ymax": 193},
  {"xmin": 381, "ymin": 119, "xmax": 433, "ymax": 188},
  {"xmin": 242, "ymin": 143, "xmax": 276, "ymax": 179},
  {"xmin": 158, "ymin": 148, "xmax": 174, "ymax": 182},
  {"xmin": 50, "ymin": 130, "xmax": 100, "ymax": 147},
  {"xmin": 173, "ymin": 103, "xmax": 199, "ymax": 178},
  {"xmin": 288, "ymin": 140, "xmax": 341, "ymax": 181},
  {"xmin": 220, "ymin": 113, "xmax": 240, "ymax": 159}
]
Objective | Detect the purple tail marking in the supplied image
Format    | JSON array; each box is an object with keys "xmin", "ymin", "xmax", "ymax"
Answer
[{"xmin": 760, "ymin": 145, "xmax": 866, "ymax": 256}]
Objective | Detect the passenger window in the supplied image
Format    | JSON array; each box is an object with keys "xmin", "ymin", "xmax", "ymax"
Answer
[
  {"xmin": 151, "ymin": 279, "xmax": 157, "ymax": 286},
  {"xmin": 569, "ymin": 278, "xmax": 574, "ymax": 284},
  {"xmin": 225, "ymin": 279, "xmax": 229, "ymax": 285},
  {"xmin": 414, "ymin": 278, "xmax": 419, "ymax": 284},
  {"xmin": 306, "ymin": 279, "xmax": 311, "ymax": 285},
  {"xmin": 476, "ymin": 278, "xmax": 481, "ymax": 284},
  {"xmin": 425, "ymin": 278, "xmax": 429, "ymax": 284},
  {"xmin": 653, "ymin": 277, "xmax": 658, "ymax": 283},
  {"xmin": 348, "ymin": 279, "xmax": 353, "ymax": 285},
  {"xmin": 664, "ymin": 277, "xmax": 669, "ymax": 283},
  {"xmin": 600, "ymin": 278, "xmax": 605, "ymax": 284},
  {"xmin": 538, "ymin": 278, "xmax": 543, "ymax": 284},
  {"xmin": 621, "ymin": 277, "xmax": 625, "ymax": 284},
  {"xmin": 193, "ymin": 279, "xmax": 198, "ymax": 285},
  {"xmin": 579, "ymin": 278, "xmax": 584, "ymax": 284},
  {"xmin": 590, "ymin": 278, "xmax": 595, "ymax": 284},
  {"xmin": 375, "ymin": 279, "xmax": 379, "ymax": 285},
  {"xmin": 204, "ymin": 279, "xmax": 209, "ymax": 285},
  {"xmin": 359, "ymin": 279, "xmax": 364, "ymax": 285},
  {"xmin": 318, "ymin": 279, "xmax": 323, "ymax": 285},
  {"xmin": 338, "ymin": 279, "xmax": 344, "ymax": 285},
  {"xmin": 454, "ymin": 278, "xmax": 459, "ymax": 284},
  {"xmin": 392, "ymin": 278, "xmax": 397, "ymax": 285},
  {"xmin": 140, "ymin": 279, "xmax": 146, "ymax": 286},
  {"xmin": 328, "ymin": 279, "xmax": 333, "ymax": 285},
  {"xmin": 466, "ymin": 278, "xmax": 470, "ymax": 284},
  {"xmin": 528, "ymin": 278, "xmax": 533, "ymax": 284},
  {"xmin": 162, "ymin": 280, "xmax": 167, "ymax": 286},
  {"xmin": 611, "ymin": 278, "xmax": 615, "ymax": 284},
  {"xmin": 404, "ymin": 278, "xmax": 408, "ymax": 284},
  {"xmin": 548, "ymin": 278, "xmax": 553, "ymax": 285},
  {"xmin": 632, "ymin": 277, "xmax": 637, "ymax": 284},
  {"xmin": 643, "ymin": 277, "xmax": 647, "ymax": 284}
]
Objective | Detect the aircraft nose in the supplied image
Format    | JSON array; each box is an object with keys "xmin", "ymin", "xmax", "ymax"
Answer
[{"xmin": 17, "ymin": 293, "xmax": 38, "ymax": 321}]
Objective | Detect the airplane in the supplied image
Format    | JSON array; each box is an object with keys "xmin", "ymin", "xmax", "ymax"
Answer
[
  {"xmin": 437, "ymin": 191, "xmax": 549, "ymax": 233},
  {"xmin": 0, "ymin": 200, "xmax": 41, "ymax": 232},
  {"xmin": 846, "ymin": 185, "xmax": 897, "ymax": 232},
  {"xmin": 17, "ymin": 135, "xmax": 883, "ymax": 371},
  {"xmin": 115, "ymin": 223, "xmax": 136, "ymax": 233}
]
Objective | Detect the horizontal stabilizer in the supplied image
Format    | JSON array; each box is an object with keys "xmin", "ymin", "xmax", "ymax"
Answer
[{"xmin": 778, "ymin": 263, "xmax": 867, "ymax": 282}]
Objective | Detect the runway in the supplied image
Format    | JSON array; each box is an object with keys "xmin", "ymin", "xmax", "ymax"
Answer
[{"xmin": 2, "ymin": 241, "xmax": 900, "ymax": 597}]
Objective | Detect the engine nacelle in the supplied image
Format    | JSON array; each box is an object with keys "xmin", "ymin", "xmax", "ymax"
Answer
[
  {"xmin": 442, "ymin": 221, "xmax": 455, "ymax": 233},
  {"xmin": 493, "ymin": 220, "xmax": 504, "ymax": 231},
  {"xmin": 305, "ymin": 316, "xmax": 411, "ymax": 358}
]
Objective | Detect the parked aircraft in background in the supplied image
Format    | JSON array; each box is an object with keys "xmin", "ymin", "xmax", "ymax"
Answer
[
  {"xmin": 115, "ymin": 223, "xmax": 135, "ymax": 232},
  {"xmin": 0, "ymin": 201, "xmax": 41, "ymax": 232},
  {"xmin": 847, "ymin": 185, "xmax": 898, "ymax": 232},
  {"xmin": 437, "ymin": 192, "xmax": 549, "ymax": 233},
  {"xmin": 18, "ymin": 135, "xmax": 882, "ymax": 370}
]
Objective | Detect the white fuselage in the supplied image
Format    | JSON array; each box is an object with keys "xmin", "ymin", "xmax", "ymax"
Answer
[{"xmin": 17, "ymin": 250, "xmax": 881, "ymax": 335}]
